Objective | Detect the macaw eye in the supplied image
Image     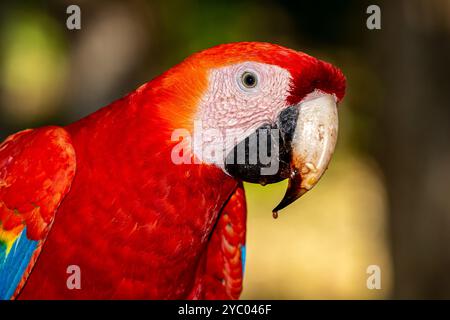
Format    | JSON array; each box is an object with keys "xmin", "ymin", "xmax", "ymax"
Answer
[{"xmin": 240, "ymin": 71, "xmax": 258, "ymax": 89}]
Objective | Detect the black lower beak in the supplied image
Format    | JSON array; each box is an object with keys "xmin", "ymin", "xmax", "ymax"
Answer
[{"xmin": 224, "ymin": 106, "xmax": 299, "ymax": 186}]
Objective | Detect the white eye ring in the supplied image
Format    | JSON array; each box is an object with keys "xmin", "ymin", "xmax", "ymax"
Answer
[{"xmin": 237, "ymin": 70, "xmax": 259, "ymax": 91}]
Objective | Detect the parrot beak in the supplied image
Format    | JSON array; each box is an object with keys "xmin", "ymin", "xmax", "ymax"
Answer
[
  {"xmin": 224, "ymin": 91, "xmax": 339, "ymax": 217},
  {"xmin": 272, "ymin": 93, "xmax": 338, "ymax": 217}
]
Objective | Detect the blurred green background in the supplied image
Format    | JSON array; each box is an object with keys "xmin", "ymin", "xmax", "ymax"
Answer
[{"xmin": 1, "ymin": 0, "xmax": 449, "ymax": 299}]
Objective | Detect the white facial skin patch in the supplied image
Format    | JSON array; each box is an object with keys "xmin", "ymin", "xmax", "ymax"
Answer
[{"xmin": 194, "ymin": 61, "xmax": 292, "ymax": 167}]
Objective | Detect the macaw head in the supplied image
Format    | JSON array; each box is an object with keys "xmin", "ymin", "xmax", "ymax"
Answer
[{"xmin": 157, "ymin": 42, "xmax": 345, "ymax": 215}]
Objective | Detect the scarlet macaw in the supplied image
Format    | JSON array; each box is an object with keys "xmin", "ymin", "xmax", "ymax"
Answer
[{"xmin": 0, "ymin": 42, "xmax": 345, "ymax": 299}]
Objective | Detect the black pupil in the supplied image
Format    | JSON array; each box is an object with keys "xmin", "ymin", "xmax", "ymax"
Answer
[{"xmin": 244, "ymin": 73, "xmax": 256, "ymax": 87}]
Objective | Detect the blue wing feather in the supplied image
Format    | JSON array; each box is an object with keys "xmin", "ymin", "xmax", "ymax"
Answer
[
  {"xmin": 0, "ymin": 228, "xmax": 38, "ymax": 300},
  {"xmin": 240, "ymin": 245, "xmax": 246, "ymax": 275}
]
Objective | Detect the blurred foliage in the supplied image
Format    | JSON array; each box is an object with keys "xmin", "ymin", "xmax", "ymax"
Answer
[
  {"xmin": 0, "ymin": 6, "xmax": 68, "ymax": 126},
  {"xmin": 242, "ymin": 154, "xmax": 391, "ymax": 299}
]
